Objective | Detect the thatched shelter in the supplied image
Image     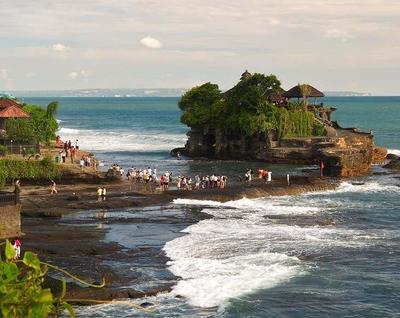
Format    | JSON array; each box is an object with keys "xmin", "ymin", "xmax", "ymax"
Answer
[
  {"xmin": 0, "ymin": 98, "xmax": 30, "ymax": 130},
  {"xmin": 283, "ymin": 84, "xmax": 324, "ymax": 99},
  {"xmin": 267, "ymin": 88, "xmax": 287, "ymax": 105}
]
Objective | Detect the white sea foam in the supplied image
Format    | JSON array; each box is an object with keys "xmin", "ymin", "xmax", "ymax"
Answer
[
  {"xmin": 164, "ymin": 218, "xmax": 302, "ymax": 308},
  {"xmin": 165, "ymin": 189, "xmax": 383, "ymax": 308},
  {"xmin": 173, "ymin": 197, "xmax": 321, "ymax": 217},
  {"xmin": 388, "ymin": 148, "xmax": 400, "ymax": 156},
  {"xmin": 58, "ymin": 127, "xmax": 79, "ymax": 134},
  {"xmin": 57, "ymin": 126, "xmax": 186, "ymax": 152},
  {"xmin": 335, "ymin": 181, "xmax": 400, "ymax": 194}
]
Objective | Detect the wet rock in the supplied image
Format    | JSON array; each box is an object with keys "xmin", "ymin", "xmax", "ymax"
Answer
[
  {"xmin": 66, "ymin": 193, "xmax": 80, "ymax": 201},
  {"xmin": 386, "ymin": 153, "xmax": 399, "ymax": 160},
  {"xmin": 384, "ymin": 158, "xmax": 400, "ymax": 170}
]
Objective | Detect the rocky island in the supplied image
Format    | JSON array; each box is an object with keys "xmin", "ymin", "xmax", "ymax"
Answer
[{"xmin": 173, "ymin": 71, "xmax": 387, "ymax": 177}]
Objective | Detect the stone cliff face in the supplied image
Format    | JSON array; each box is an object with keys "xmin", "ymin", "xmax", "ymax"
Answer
[{"xmin": 177, "ymin": 126, "xmax": 385, "ymax": 178}]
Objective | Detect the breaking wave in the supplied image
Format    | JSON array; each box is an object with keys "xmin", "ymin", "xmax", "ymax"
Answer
[
  {"xmin": 164, "ymin": 180, "xmax": 394, "ymax": 308},
  {"xmin": 57, "ymin": 126, "xmax": 186, "ymax": 152},
  {"xmin": 388, "ymin": 148, "xmax": 400, "ymax": 156}
]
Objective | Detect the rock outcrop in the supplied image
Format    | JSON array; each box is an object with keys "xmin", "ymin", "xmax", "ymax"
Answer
[
  {"xmin": 175, "ymin": 126, "xmax": 384, "ymax": 178},
  {"xmin": 384, "ymin": 157, "xmax": 400, "ymax": 170}
]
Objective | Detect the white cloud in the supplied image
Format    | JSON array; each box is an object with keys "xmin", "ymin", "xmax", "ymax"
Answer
[
  {"xmin": 68, "ymin": 70, "xmax": 89, "ymax": 79},
  {"xmin": 1, "ymin": 0, "xmax": 400, "ymax": 93},
  {"xmin": 140, "ymin": 36, "xmax": 162, "ymax": 49},
  {"xmin": 324, "ymin": 28, "xmax": 351, "ymax": 42},
  {"xmin": 52, "ymin": 43, "xmax": 67, "ymax": 52},
  {"xmin": 68, "ymin": 71, "xmax": 79, "ymax": 79},
  {"xmin": 269, "ymin": 18, "xmax": 281, "ymax": 25}
]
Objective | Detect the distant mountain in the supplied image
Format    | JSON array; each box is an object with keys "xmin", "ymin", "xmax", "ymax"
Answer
[
  {"xmin": 324, "ymin": 91, "xmax": 372, "ymax": 97},
  {"xmin": 5, "ymin": 88, "xmax": 187, "ymax": 98}
]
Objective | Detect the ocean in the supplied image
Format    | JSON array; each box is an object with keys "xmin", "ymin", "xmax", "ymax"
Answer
[{"xmin": 22, "ymin": 96, "xmax": 400, "ymax": 317}]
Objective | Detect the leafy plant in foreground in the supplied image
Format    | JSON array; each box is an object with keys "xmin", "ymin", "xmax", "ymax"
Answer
[{"xmin": 0, "ymin": 240, "xmax": 74, "ymax": 317}]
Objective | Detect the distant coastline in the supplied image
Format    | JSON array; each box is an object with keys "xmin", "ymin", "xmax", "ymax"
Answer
[
  {"xmin": 324, "ymin": 91, "xmax": 372, "ymax": 97},
  {"xmin": 2, "ymin": 89, "xmax": 373, "ymax": 98}
]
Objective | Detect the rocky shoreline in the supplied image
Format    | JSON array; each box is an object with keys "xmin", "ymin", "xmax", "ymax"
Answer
[{"xmin": 17, "ymin": 175, "xmax": 339, "ymax": 303}]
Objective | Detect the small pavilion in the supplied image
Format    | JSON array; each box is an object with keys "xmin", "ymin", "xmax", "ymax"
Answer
[
  {"xmin": 0, "ymin": 98, "xmax": 30, "ymax": 130},
  {"xmin": 282, "ymin": 84, "xmax": 336, "ymax": 122},
  {"xmin": 283, "ymin": 84, "xmax": 325, "ymax": 101}
]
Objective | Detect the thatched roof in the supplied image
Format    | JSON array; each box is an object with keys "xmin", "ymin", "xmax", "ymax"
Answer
[
  {"xmin": 267, "ymin": 88, "xmax": 287, "ymax": 103},
  {"xmin": 282, "ymin": 84, "xmax": 324, "ymax": 98},
  {"xmin": 0, "ymin": 105, "xmax": 29, "ymax": 118},
  {"xmin": 0, "ymin": 97, "xmax": 22, "ymax": 109}
]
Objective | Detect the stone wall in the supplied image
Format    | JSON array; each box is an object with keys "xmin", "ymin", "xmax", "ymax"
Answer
[{"xmin": 0, "ymin": 204, "xmax": 22, "ymax": 239}]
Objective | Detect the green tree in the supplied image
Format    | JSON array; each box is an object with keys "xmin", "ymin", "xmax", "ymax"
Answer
[
  {"xmin": 23, "ymin": 102, "xmax": 59, "ymax": 144},
  {"xmin": 224, "ymin": 73, "xmax": 282, "ymax": 133},
  {"xmin": 5, "ymin": 119, "xmax": 36, "ymax": 143},
  {"xmin": 179, "ymin": 73, "xmax": 326, "ymax": 139},
  {"xmin": 178, "ymin": 83, "xmax": 224, "ymax": 127},
  {"xmin": 225, "ymin": 73, "xmax": 281, "ymax": 113}
]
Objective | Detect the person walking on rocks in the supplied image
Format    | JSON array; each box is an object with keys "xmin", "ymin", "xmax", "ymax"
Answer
[
  {"xmin": 70, "ymin": 146, "xmax": 76, "ymax": 164},
  {"xmin": 102, "ymin": 187, "xmax": 107, "ymax": 201},
  {"xmin": 267, "ymin": 170, "xmax": 272, "ymax": 182},
  {"xmin": 14, "ymin": 179, "xmax": 21, "ymax": 203},
  {"xmin": 50, "ymin": 179, "xmax": 58, "ymax": 195},
  {"xmin": 97, "ymin": 187, "xmax": 102, "ymax": 202}
]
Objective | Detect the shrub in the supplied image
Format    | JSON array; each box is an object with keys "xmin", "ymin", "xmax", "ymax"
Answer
[
  {"xmin": 0, "ymin": 145, "xmax": 8, "ymax": 157},
  {"xmin": 0, "ymin": 157, "xmax": 59, "ymax": 186}
]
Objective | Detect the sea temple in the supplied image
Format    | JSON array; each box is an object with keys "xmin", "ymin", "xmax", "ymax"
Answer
[{"xmin": 173, "ymin": 70, "xmax": 387, "ymax": 177}]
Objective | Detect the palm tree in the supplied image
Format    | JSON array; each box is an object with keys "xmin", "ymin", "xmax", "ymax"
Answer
[
  {"xmin": 299, "ymin": 84, "xmax": 311, "ymax": 111},
  {"xmin": 46, "ymin": 101, "xmax": 59, "ymax": 119},
  {"xmin": 45, "ymin": 101, "xmax": 59, "ymax": 144}
]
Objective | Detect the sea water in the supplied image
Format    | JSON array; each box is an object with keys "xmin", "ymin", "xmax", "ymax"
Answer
[{"xmin": 23, "ymin": 96, "xmax": 400, "ymax": 317}]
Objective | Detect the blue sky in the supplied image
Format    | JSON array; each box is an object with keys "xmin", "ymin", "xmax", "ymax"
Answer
[{"xmin": 1, "ymin": 0, "xmax": 400, "ymax": 94}]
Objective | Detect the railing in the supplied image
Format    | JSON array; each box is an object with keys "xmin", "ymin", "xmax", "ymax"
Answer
[
  {"xmin": 0, "ymin": 191, "xmax": 19, "ymax": 206},
  {"xmin": 1, "ymin": 141, "xmax": 40, "ymax": 155}
]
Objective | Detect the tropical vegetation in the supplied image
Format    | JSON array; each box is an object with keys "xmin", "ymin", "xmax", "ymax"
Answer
[
  {"xmin": 0, "ymin": 240, "xmax": 74, "ymax": 318},
  {"xmin": 5, "ymin": 102, "xmax": 59, "ymax": 145},
  {"xmin": 0, "ymin": 156, "xmax": 59, "ymax": 187},
  {"xmin": 178, "ymin": 73, "xmax": 325, "ymax": 139}
]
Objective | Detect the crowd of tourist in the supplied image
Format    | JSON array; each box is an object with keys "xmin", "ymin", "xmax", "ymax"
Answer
[
  {"xmin": 57, "ymin": 140, "xmax": 77, "ymax": 164},
  {"xmin": 176, "ymin": 175, "xmax": 228, "ymax": 190},
  {"xmin": 55, "ymin": 136, "xmax": 98, "ymax": 171},
  {"xmin": 125, "ymin": 166, "xmax": 165, "ymax": 184}
]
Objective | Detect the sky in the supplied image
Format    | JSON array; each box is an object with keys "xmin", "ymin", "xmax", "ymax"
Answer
[{"xmin": 1, "ymin": 0, "xmax": 400, "ymax": 95}]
